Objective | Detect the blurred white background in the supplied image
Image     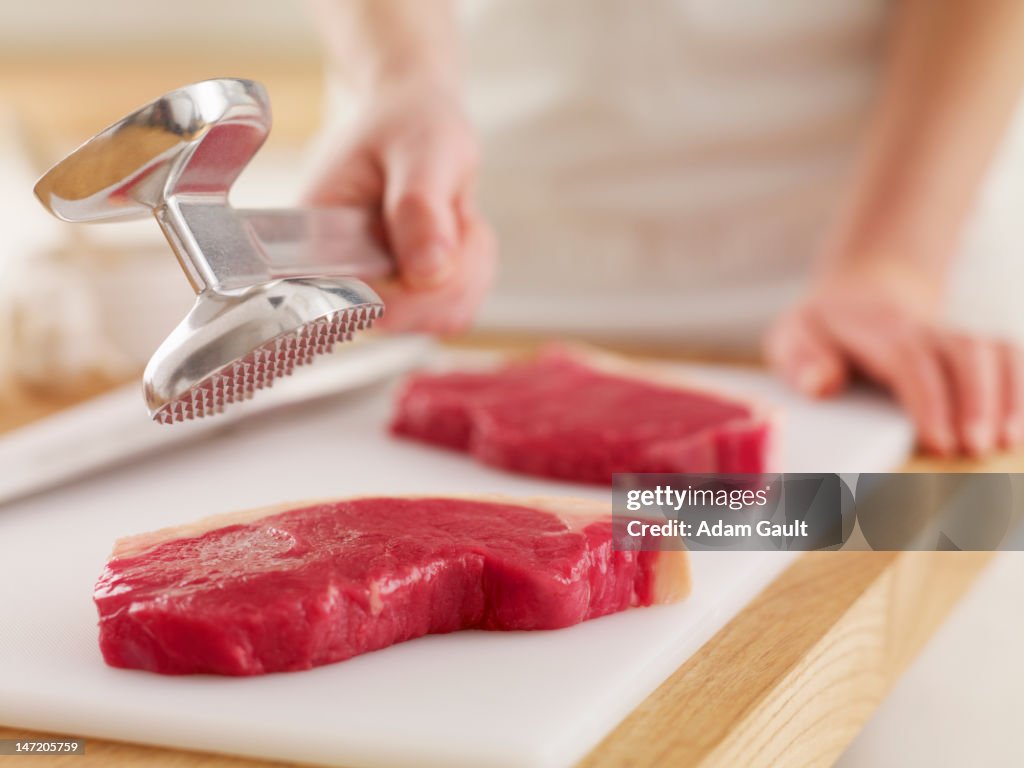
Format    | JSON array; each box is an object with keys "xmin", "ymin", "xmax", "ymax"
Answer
[{"xmin": 0, "ymin": 1, "xmax": 316, "ymax": 53}]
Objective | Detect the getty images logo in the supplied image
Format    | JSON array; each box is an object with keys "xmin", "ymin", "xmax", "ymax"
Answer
[{"xmin": 612, "ymin": 473, "xmax": 1022, "ymax": 551}]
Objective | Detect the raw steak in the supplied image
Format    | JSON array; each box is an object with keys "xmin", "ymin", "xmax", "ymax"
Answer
[
  {"xmin": 392, "ymin": 346, "xmax": 775, "ymax": 484},
  {"xmin": 94, "ymin": 496, "xmax": 689, "ymax": 676}
]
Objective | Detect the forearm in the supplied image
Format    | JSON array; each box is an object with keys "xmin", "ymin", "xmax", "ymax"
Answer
[
  {"xmin": 309, "ymin": 0, "xmax": 460, "ymax": 92},
  {"xmin": 822, "ymin": 0, "xmax": 1024, "ymax": 286}
]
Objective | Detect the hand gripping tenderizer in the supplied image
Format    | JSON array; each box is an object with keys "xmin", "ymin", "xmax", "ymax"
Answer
[{"xmin": 34, "ymin": 78, "xmax": 394, "ymax": 424}]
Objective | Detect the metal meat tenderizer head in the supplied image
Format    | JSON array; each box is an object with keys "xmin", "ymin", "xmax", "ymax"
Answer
[{"xmin": 34, "ymin": 79, "xmax": 393, "ymax": 424}]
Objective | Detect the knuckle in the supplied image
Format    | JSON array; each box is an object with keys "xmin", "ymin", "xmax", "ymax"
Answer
[
  {"xmin": 392, "ymin": 189, "xmax": 436, "ymax": 220},
  {"xmin": 996, "ymin": 338, "xmax": 1020, "ymax": 366},
  {"xmin": 888, "ymin": 317, "xmax": 923, "ymax": 348},
  {"xmin": 949, "ymin": 333, "xmax": 983, "ymax": 361},
  {"xmin": 892, "ymin": 357, "xmax": 942, "ymax": 407},
  {"xmin": 877, "ymin": 336, "xmax": 917, "ymax": 374}
]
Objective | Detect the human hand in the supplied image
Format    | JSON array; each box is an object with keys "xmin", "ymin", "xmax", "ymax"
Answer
[
  {"xmin": 304, "ymin": 82, "xmax": 496, "ymax": 334},
  {"xmin": 765, "ymin": 263, "xmax": 1024, "ymax": 457}
]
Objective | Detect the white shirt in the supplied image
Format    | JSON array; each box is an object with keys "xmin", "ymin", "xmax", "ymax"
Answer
[{"xmin": 458, "ymin": 0, "xmax": 890, "ymax": 349}]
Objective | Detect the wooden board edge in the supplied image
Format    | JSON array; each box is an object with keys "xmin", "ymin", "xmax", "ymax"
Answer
[{"xmin": 578, "ymin": 550, "xmax": 993, "ymax": 768}]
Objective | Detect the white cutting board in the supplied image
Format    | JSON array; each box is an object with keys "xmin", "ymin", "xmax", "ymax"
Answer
[{"xmin": 0, "ymin": 355, "xmax": 913, "ymax": 768}]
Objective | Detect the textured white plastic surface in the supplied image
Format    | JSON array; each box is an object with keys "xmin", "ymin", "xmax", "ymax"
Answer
[{"xmin": 0, "ymin": 355, "xmax": 913, "ymax": 768}]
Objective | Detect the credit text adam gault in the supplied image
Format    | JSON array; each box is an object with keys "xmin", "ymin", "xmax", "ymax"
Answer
[{"xmin": 627, "ymin": 520, "xmax": 810, "ymax": 538}]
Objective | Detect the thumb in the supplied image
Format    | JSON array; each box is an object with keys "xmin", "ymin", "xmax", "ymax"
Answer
[
  {"xmin": 764, "ymin": 309, "xmax": 849, "ymax": 397},
  {"xmin": 383, "ymin": 139, "xmax": 465, "ymax": 289}
]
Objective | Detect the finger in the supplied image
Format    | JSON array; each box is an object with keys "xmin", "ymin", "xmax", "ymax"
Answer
[
  {"xmin": 937, "ymin": 334, "xmax": 1001, "ymax": 456},
  {"xmin": 383, "ymin": 135, "xmax": 471, "ymax": 290},
  {"xmin": 371, "ymin": 281, "xmax": 438, "ymax": 332},
  {"xmin": 763, "ymin": 309, "xmax": 848, "ymax": 397},
  {"xmin": 884, "ymin": 342, "xmax": 957, "ymax": 456},
  {"xmin": 999, "ymin": 341, "xmax": 1024, "ymax": 447},
  {"xmin": 373, "ymin": 210, "xmax": 497, "ymax": 334},
  {"xmin": 442, "ymin": 214, "xmax": 498, "ymax": 334},
  {"xmin": 824, "ymin": 321, "xmax": 956, "ymax": 455},
  {"xmin": 302, "ymin": 147, "xmax": 383, "ymax": 207}
]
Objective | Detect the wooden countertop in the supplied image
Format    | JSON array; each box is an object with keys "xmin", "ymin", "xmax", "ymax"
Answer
[{"xmin": 0, "ymin": 343, "xmax": 1003, "ymax": 768}]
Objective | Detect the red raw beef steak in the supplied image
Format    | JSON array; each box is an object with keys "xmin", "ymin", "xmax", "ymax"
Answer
[
  {"xmin": 391, "ymin": 346, "xmax": 775, "ymax": 484},
  {"xmin": 94, "ymin": 496, "xmax": 690, "ymax": 676}
]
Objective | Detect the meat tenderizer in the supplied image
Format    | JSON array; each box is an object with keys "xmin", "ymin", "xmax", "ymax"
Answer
[{"xmin": 34, "ymin": 78, "xmax": 394, "ymax": 424}]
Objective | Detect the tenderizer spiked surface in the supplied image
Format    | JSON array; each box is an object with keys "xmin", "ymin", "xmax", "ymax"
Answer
[{"xmin": 154, "ymin": 304, "xmax": 383, "ymax": 424}]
